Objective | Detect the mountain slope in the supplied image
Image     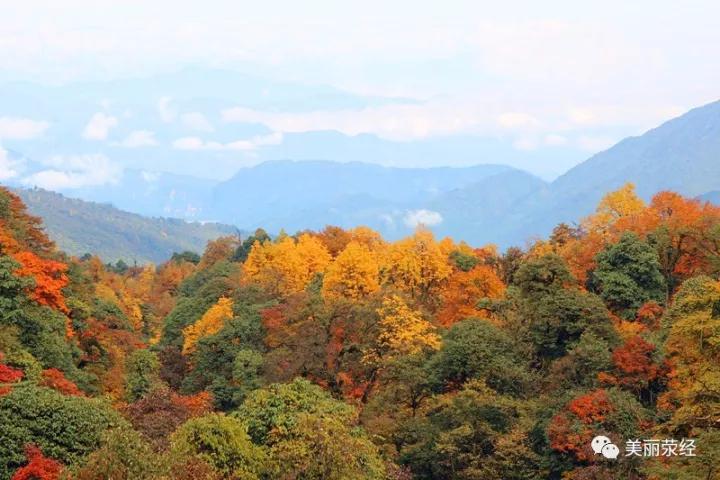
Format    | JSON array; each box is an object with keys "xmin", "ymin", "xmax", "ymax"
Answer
[
  {"xmin": 699, "ymin": 191, "xmax": 720, "ymax": 205},
  {"xmin": 14, "ymin": 188, "xmax": 239, "ymax": 263},
  {"xmin": 486, "ymin": 100, "xmax": 720, "ymax": 244}
]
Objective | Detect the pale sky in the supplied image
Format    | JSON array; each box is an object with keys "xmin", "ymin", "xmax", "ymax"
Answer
[{"xmin": 1, "ymin": 0, "xmax": 720, "ymax": 179}]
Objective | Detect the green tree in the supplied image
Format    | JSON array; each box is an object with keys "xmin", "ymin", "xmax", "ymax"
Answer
[
  {"xmin": 125, "ymin": 349, "xmax": 160, "ymax": 402},
  {"xmin": 526, "ymin": 288, "xmax": 617, "ymax": 361},
  {"xmin": 233, "ymin": 378, "xmax": 355, "ymax": 445},
  {"xmin": 169, "ymin": 413, "xmax": 267, "ymax": 479},
  {"xmin": 429, "ymin": 319, "xmax": 535, "ymax": 397},
  {"xmin": 513, "ymin": 254, "xmax": 574, "ymax": 299},
  {"xmin": 0, "ymin": 385, "xmax": 125, "ymax": 479},
  {"xmin": 589, "ymin": 232, "xmax": 666, "ymax": 318},
  {"xmin": 69, "ymin": 427, "xmax": 164, "ymax": 480}
]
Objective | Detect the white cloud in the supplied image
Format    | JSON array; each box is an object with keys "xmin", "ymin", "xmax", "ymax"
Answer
[
  {"xmin": 157, "ymin": 97, "xmax": 177, "ymax": 123},
  {"xmin": 172, "ymin": 132, "xmax": 283, "ymax": 151},
  {"xmin": 0, "ymin": 117, "xmax": 49, "ymax": 140},
  {"xmin": 82, "ymin": 112, "xmax": 118, "ymax": 140},
  {"xmin": 403, "ymin": 209, "xmax": 443, "ymax": 228},
  {"xmin": 222, "ymin": 103, "xmax": 498, "ymax": 141},
  {"xmin": 497, "ymin": 112, "xmax": 540, "ymax": 129},
  {"xmin": 22, "ymin": 154, "xmax": 121, "ymax": 189},
  {"xmin": 112, "ymin": 130, "xmax": 158, "ymax": 148},
  {"xmin": 0, "ymin": 147, "xmax": 25, "ymax": 180},
  {"xmin": 181, "ymin": 112, "xmax": 214, "ymax": 132}
]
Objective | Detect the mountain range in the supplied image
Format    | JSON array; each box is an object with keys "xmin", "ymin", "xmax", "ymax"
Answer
[
  {"xmin": 3, "ymin": 98, "xmax": 720, "ymax": 258},
  {"xmin": 13, "ymin": 188, "xmax": 238, "ymax": 263}
]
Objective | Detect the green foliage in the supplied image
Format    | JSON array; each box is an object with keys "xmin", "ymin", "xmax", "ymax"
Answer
[
  {"xmin": 430, "ymin": 319, "xmax": 534, "ymax": 397},
  {"xmin": 160, "ymin": 262, "xmax": 236, "ymax": 348},
  {"xmin": 399, "ymin": 380, "xmax": 539, "ymax": 480},
  {"xmin": 590, "ymin": 232, "xmax": 666, "ymax": 318},
  {"xmin": 171, "ymin": 250, "xmax": 201, "ymax": 264},
  {"xmin": 233, "ymin": 228, "xmax": 271, "ymax": 262},
  {"xmin": 92, "ymin": 298, "xmax": 131, "ymax": 330},
  {"xmin": 181, "ymin": 314, "xmax": 265, "ymax": 410},
  {"xmin": 526, "ymin": 288, "xmax": 617, "ymax": 360},
  {"xmin": 547, "ymin": 332, "xmax": 613, "ymax": 390},
  {"xmin": 0, "ymin": 256, "xmax": 31, "ymax": 320},
  {"xmin": 449, "ymin": 250, "xmax": 479, "ymax": 272},
  {"xmin": 16, "ymin": 187, "xmax": 238, "ymax": 264},
  {"xmin": 513, "ymin": 254, "xmax": 574, "ymax": 298},
  {"xmin": 169, "ymin": 413, "xmax": 267, "ymax": 479},
  {"xmin": 125, "ymin": 349, "xmax": 161, "ymax": 402},
  {"xmin": 233, "ymin": 378, "xmax": 356, "ymax": 446},
  {"xmin": 0, "ymin": 385, "xmax": 125, "ymax": 479},
  {"xmin": 231, "ymin": 349, "xmax": 264, "ymax": 405},
  {"xmin": 68, "ymin": 427, "xmax": 164, "ymax": 480},
  {"xmin": 268, "ymin": 412, "xmax": 387, "ymax": 480}
]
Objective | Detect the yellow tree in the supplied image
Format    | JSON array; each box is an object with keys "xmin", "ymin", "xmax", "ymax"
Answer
[
  {"xmin": 584, "ymin": 183, "xmax": 646, "ymax": 234},
  {"xmin": 380, "ymin": 228, "xmax": 452, "ymax": 305},
  {"xmin": 244, "ymin": 234, "xmax": 331, "ymax": 295},
  {"xmin": 661, "ymin": 276, "xmax": 720, "ymax": 431},
  {"xmin": 182, "ymin": 297, "xmax": 234, "ymax": 355},
  {"xmin": 322, "ymin": 241, "xmax": 380, "ymax": 300},
  {"xmin": 373, "ymin": 294, "xmax": 440, "ymax": 361}
]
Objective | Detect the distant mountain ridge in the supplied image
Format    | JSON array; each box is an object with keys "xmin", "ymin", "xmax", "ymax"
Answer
[
  {"xmin": 6, "ymin": 99, "xmax": 720, "ymax": 250},
  {"xmin": 14, "ymin": 188, "xmax": 239, "ymax": 263}
]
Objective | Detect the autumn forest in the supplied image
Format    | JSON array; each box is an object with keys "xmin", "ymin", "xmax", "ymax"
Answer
[{"xmin": 1, "ymin": 183, "xmax": 720, "ymax": 480}]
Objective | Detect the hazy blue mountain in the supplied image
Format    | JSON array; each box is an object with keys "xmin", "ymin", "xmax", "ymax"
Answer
[
  {"xmin": 699, "ymin": 191, "xmax": 720, "ymax": 205},
  {"xmin": 0, "ymin": 68, "xmax": 588, "ymax": 181},
  {"xmin": 210, "ymin": 160, "xmax": 516, "ymax": 235},
  {"xmin": 428, "ymin": 170, "xmax": 550, "ymax": 246},
  {"xmin": 14, "ymin": 188, "xmax": 239, "ymax": 263},
  {"xmin": 67, "ymin": 169, "xmax": 218, "ymax": 220},
  {"xmin": 512, "ymin": 100, "xmax": 720, "ymax": 241}
]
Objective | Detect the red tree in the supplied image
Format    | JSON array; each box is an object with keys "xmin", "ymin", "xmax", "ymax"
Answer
[{"xmin": 11, "ymin": 445, "xmax": 62, "ymax": 480}]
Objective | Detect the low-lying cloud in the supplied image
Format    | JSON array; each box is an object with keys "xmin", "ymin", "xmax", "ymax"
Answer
[
  {"xmin": 0, "ymin": 147, "xmax": 25, "ymax": 180},
  {"xmin": 403, "ymin": 209, "xmax": 443, "ymax": 228},
  {"xmin": 172, "ymin": 132, "xmax": 283, "ymax": 151},
  {"xmin": 22, "ymin": 154, "xmax": 122, "ymax": 190}
]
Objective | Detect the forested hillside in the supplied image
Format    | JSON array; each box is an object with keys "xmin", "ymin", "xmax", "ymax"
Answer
[
  {"xmin": 1, "ymin": 184, "xmax": 720, "ymax": 479},
  {"xmin": 15, "ymin": 188, "xmax": 239, "ymax": 263}
]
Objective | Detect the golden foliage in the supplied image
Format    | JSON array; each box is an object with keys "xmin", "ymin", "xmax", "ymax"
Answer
[
  {"xmin": 380, "ymin": 228, "xmax": 452, "ymax": 303},
  {"xmin": 182, "ymin": 297, "xmax": 234, "ymax": 355},
  {"xmin": 374, "ymin": 294, "xmax": 440, "ymax": 359},
  {"xmin": 244, "ymin": 234, "xmax": 331, "ymax": 295},
  {"xmin": 322, "ymin": 241, "xmax": 380, "ymax": 300}
]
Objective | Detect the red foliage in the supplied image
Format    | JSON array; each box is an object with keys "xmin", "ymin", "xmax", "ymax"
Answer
[
  {"xmin": 39, "ymin": 369, "xmax": 83, "ymax": 397},
  {"xmin": 11, "ymin": 445, "xmax": 62, "ymax": 480},
  {"xmin": 636, "ymin": 301, "xmax": 664, "ymax": 329},
  {"xmin": 567, "ymin": 389, "xmax": 613, "ymax": 423},
  {"xmin": 548, "ymin": 414, "xmax": 594, "ymax": 461},
  {"xmin": 13, "ymin": 251, "xmax": 69, "ymax": 313},
  {"xmin": 601, "ymin": 336, "xmax": 667, "ymax": 395},
  {"xmin": 172, "ymin": 391, "xmax": 213, "ymax": 417},
  {"xmin": 0, "ymin": 353, "xmax": 24, "ymax": 396},
  {"xmin": 260, "ymin": 306, "xmax": 287, "ymax": 348}
]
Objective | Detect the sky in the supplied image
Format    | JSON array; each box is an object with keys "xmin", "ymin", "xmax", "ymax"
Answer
[{"xmin": 1, "ymin": 0, "xmax": 720, "ymax": 182}]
